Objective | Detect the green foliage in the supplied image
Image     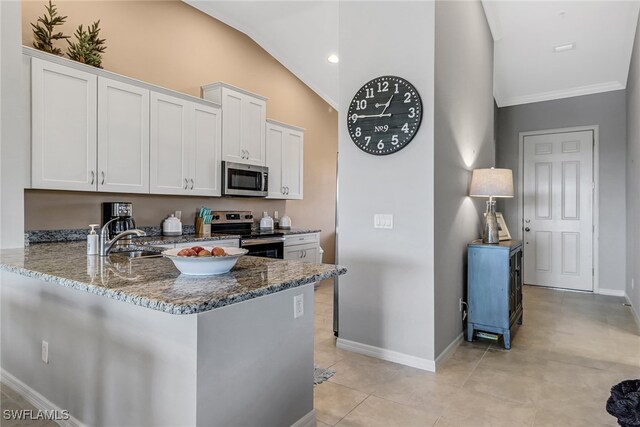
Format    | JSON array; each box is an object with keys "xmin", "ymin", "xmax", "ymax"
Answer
[
  {"xmin": 66, "ymin": 21, "xmax": 107, "ymax": 68},
  {"xmin": 31, "ymin": 0, "xmax": 69, "ymax": 55}
]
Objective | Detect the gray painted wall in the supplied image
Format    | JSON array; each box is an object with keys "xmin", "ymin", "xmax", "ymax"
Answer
[
  {"xmin": 496, "ymin": 90, "xmax": 627, "ymax": 292},
  {"xmin": 626, "ymin": 13, "xmax": 640, "ymax": 318},
  {"xmin": 337, "ymin": 1, "xmax": 436, "ymax": 362},
  {"xmin": 433, "ymin": 1, "xmax": 495, "ymax": 357}
]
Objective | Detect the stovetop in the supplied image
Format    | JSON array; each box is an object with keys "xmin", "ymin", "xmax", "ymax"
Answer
[
  {"xmin": 209, "ymin": 210, "xmax": 284, "ymax": 239},
  {"xmin": 214, "ymin": 229, "xmax": 284, "ymax": 239}
]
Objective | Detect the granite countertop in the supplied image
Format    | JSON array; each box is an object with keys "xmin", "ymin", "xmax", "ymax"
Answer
[
  {"xmin": 134, "ymin": 233, "xmax": 241, "ymax": 246},
  {"xmin": 27, "ymin": 227, "xmax": 322, "ymax": 244},
  {"xmin": 0, "ymin": 241, "xmax": 345, "ymax": 315},
  {"xmin": 279, "ymin": 228, "xmax": 322, "ymax": 235}
]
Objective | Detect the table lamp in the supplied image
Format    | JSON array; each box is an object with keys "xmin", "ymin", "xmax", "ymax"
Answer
[{"xmin": 470, "ymin": 168, "xmax": 514, "ymax": 243}]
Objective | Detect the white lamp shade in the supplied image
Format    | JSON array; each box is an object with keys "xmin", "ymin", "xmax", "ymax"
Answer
[{"xmin": 470, "ymin": 168, "xmax": 514, "ymax": 198}]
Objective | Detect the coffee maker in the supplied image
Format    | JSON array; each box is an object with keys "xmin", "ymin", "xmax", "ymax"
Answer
[{"xmin": 102, "ymin": 202, "xmax": 136, "ymax": 247}]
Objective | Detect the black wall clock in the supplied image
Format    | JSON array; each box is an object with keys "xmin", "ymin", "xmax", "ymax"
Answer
[{"xmin": 347, "ymin": 75, "xmax": 423, "ymax": 155}]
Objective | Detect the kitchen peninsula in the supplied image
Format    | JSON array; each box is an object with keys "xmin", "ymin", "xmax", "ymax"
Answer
[{"xmin": 0, "ymin": 241, "xmax": 345, "ymax": 426}]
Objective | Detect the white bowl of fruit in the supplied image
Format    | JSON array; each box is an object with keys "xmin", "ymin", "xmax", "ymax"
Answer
[{"xmin": 162, "ymin": 245, "xmax": 249, "ymax": 276}]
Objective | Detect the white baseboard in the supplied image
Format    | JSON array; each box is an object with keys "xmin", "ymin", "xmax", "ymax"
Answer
[
  {"xmin": 1, "ymin": 369, "xmax": 85, "ymax": 427},
  {"xmin": 598, "ymin": 288, "xmax": 626, "ymax": 297},
  {"xmin": 291, "ymin": 409, "xmax": 316, "ymax": 427},
  {"xmin": 434, "ymin": 333, "xmax": 463, "ymax": 371},
  {"xmin": 336, "ymin": 338, "xmax": 435, "ymax": 372},
  {"xmin": 625, "ymin": 294, "xmax": 640, "ymax": 332}
]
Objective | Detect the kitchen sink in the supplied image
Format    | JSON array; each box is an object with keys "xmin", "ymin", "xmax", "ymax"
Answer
[{"xmin": 112, "ymin": 249, "xmax": 163, "ymax": 259}]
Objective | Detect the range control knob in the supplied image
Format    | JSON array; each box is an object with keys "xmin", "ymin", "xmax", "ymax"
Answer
[
  {"xmin": 214, "ymin": 215, "xmax": 220, "ymax": 220},
  {"xmin": 245, "ymin": 215, "xmax": 253, "ymax": 220}
]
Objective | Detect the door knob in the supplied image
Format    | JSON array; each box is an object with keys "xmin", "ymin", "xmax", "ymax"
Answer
[{"xmin": 525, "ymin": 227, "xmax": 530, "ymax": 232}]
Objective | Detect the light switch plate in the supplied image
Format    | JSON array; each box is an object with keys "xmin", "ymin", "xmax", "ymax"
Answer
[{"xmin": 374, "ymin": 214, "xmax": 393, "ymax": 229}]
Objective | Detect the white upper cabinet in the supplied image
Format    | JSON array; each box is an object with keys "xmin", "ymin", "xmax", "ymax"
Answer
[
  {"xmin": 97, "ymin": 77, "xmax": 150, "ymax": 193},
  {"xmin": 202, "ymin": 83, "xmax": 267, "ymax": 166},
  {"xmin": 266, "ymin": 120, "xmax": 304, "ymax": 200},
  {"xmin": 150, "ymin": 92, "xmax": 191, "ymax": 195},
  {"xmin": 150, "ymin": 92, "xmax": 222, "ymax": 196},
  {"xmin": 31, "ymin": 58, "xmax": 98, "ymax": 191},
  {"xmin": 191, "ymin": 103, "xmax": 222, "ymax": 196}
]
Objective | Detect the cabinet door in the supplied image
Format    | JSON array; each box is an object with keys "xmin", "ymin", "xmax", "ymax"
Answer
[
  {"xmin": 191, "ymin": 103, "xmax": 222, "ymax": 196},
  {"xmin": 31, "ymin": 58, "xmax": 97, "ymax": 191},
  {"xmin": 242, "ymin": 96, "xmax": 266, "ymax": 165},
  {"xmin": 97, "ymin": 77, "xmax": 149, "ymax": 193},
  {"xmin": 284, "ymin": 243, "xmax": 319, "ymax": 263},
  {"xmin": 150, "ymin": 92, "xmax": 190, "ymax": 195},
  {"xmin": 265, "ymin": 123, "xmax": 284, "ymax": 199},
  {"xmin": 301, "ymin": 245, "xmax": 319, "ymax": 263},
  {"xmin": 282, "ymin": 129, "xmax": 304, "ymax": 200},
  {"xmin": 220, "ymin": 88, "xmax": 244, "ymax": 164},
  {"xmin": 284, "ymin": 247, "xmax": 303, "ymax": 261}
]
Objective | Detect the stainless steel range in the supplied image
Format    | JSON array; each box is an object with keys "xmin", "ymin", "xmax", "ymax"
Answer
[{"xmin": 210, "ymin": 211, "xmax": 284, "ymax": 259}]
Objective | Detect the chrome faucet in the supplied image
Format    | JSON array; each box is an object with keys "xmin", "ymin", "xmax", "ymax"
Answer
[{"xmin": 99, "ymin": 218, "xmax": 146, "ymax": 256}]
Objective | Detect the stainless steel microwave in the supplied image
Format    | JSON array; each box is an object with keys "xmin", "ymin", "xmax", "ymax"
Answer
[{"xmin": 222, "ymin": 161, "xmax": 268, "ymax": 197}]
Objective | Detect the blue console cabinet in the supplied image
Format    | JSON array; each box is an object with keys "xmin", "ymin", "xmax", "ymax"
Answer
[{"xmin": 466, "ymin": 240, "xmax": 523, "ymax": 349}]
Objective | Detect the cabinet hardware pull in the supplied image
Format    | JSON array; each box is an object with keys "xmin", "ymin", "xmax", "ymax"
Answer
[
  {"xmin": 184, "ymin": 178, "xmax": 189, "ymax": 189},
  {"xmin": 101, "ymin": 171, "xmax": 105, "ymax": 185},
  {"xmin": 282, "ymin": 186, "xmax": 285, "ymax": 194},
  {"xmin": 90, "ymin": 171, "xmax": 95, "ymax": 185},
  {"xmin": 246, "ymin": 150, "xmax": 250, "ymax": 159},
  {"xmin": 190, "ymin": 178, "xmax": 194, "ymax": 190}
]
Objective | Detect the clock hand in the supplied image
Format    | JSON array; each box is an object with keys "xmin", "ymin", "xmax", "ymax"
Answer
[
  {"xmin": 380, "ymin": 95, "xmax": 394, "ymax": 116},
  {"xmin": 356, "ymin": 113, "xmax": 392, "ymax": 119}
]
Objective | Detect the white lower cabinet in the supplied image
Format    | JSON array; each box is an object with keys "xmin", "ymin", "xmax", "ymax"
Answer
[
  {"xmin": 150, "ymin": 93, "xmax": 222, "ymax": 196},
  {"xmin": 266, "ymin": 120, "xmax": 303, "ymax": 200},
  {"xmin": 283, "ymin": 233, "xmax": 320, "ymax": 263},
  {"xmin": 284, "ymin": 243, "xmax": 319, "ymax": 263}
]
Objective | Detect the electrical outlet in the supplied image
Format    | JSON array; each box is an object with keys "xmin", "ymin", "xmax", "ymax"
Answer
[
  {"xmin": 41, "ymin": 340, "xmax": 49, "ymax": 364},
  {"xmin": 374, "ymin": 214, "xmax": 393, "ymax": 229},
  {"xmin": 294, "ymin": 294, "xmax": 304, "ymax": 318},
  {"xmin": 632, "ymin": 279, "xmax": 635, "ymax": 290}
]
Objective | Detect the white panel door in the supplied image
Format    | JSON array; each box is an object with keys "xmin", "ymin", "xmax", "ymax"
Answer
[
  {"xmin": 97, "ymin": 77, "xmax": 149, "ymax": 193},
  {"xmin": 242, "ymin": 96, "xmax": 266, "ymax": 165},
  {"xmin": 191, "ymin": 103, "xmax": 222, "ymax": 196},
  {"xmin": 266, "ymin": 123, "xmax": 284, "ymax": 199},
  {"xmin": 31, "ymin": 58, "xmax": 97, "ymax": 191},
  {"xmin": 150, "ymin": 92, "xmax": 190, "ymax": 195},
  {"xmin": 523, "ymin": 130, "xmax": 593, "ymax": 291},
  {"xmin": 282, "ymin": 129, "xmax": 304, "ymax": 200},
  {"xmin": 221, "ymin": 88, "xmax": 244, "ymax": 164}
]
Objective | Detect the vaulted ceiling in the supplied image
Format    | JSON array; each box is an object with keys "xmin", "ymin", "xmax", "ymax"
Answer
[
  {"xmin": 185, "ymin": 1, "xmax": 339, "ymax": 109},
  {"xmin": 185, "ymin": 1, "xmax": 640, "ymax": 109}
]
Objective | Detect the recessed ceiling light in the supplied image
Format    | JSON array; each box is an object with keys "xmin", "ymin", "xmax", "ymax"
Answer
[
  {"xmin": 553, "ymin": 42, "xmax": 576, "ymax": 53},
  {"xmin": 327, "ymin": 54, "xmax": 339, "ymax": 64}
]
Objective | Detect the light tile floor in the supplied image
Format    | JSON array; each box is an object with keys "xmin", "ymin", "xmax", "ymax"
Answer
[
  {"xmin": 314, "ymin": 281, "xmax": 640, "ymax": 427},
  {"xmin": 2, "ymin": 282, "xmax": 638, "ymax": 426}
]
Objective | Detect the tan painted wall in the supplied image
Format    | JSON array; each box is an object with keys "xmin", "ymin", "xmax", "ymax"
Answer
[{"xmin": 21, "ymin": 0, "xmax": 337, "ymax": 262}]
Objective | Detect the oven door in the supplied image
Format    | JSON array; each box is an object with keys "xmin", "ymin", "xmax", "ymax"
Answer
[
  {"xmin": 223, "ymin": 161, "xmax": 268, "ymax": 197},
  {"xmin": 241, "ymin": 238, "xmax": 284, "ymax": 259}
]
